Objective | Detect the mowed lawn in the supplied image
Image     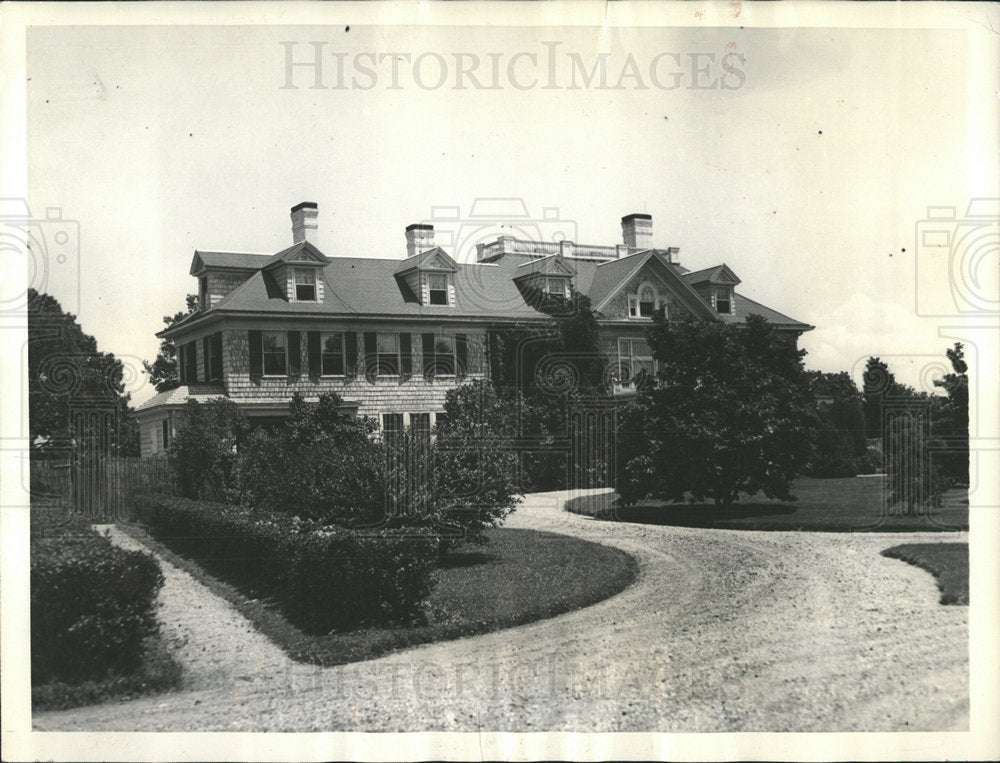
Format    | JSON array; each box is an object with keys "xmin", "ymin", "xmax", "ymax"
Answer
[
  {"xmin": 565, "ymin": 476, "xmax": 968, "ymax": 532},
  {"xmin": 882, "ymin": 543, "xmax": 969, "ymax": 605},
  {"xmin": 119, "ymin": 524, "xmax": 638, "ymax": 667}
]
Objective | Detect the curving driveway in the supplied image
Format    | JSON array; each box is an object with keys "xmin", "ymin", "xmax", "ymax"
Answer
[{"xmin": 34, "ymin": 490, "xmax": 968, "ymax": 732}]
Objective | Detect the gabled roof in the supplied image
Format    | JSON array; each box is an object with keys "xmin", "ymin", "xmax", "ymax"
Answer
[
  {"xmin": 589, "ymin": 250, "xmax": 721, "ymax": 321},
  {"xmin": 683, "ymin": 263, "xmax": 741, "ymax": 286},
  {"xmin": 190, "ymin": 250, "xmax": 270, "ymax": 276},
  {"xmin": 394, "ymin": 247, "xmax": 459, "ymax": 275},
  {"xmin": 514, "ymin": 255, "xmax": 577, "ymax": 278},
  {"xmin": 723, "ymin": 292, "xmax": 814, "ymax": 330},
  {"xmin": 260, "ymin": 240, "xmax": 330, "ymax": 269}
]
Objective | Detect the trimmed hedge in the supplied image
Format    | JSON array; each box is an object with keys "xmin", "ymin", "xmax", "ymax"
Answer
[
  {"xmin": 31, "ymin": 509, "xmax": 163, "ymax": 684},
  {"xmin": 131, "ymin": 493, "xmax": 438, "ymax": 633}
]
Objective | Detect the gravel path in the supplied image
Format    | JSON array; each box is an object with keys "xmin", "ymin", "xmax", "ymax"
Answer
[{"xmin": 36, "ymin": 492, "xmax": 968, "ymax": 732}]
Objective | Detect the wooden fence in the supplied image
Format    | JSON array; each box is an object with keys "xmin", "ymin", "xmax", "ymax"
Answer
[{"xmin": 31, "ymin": 456, "xmax": 175, "ymax": 521}]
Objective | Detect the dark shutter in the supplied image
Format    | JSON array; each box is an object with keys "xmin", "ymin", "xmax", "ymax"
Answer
[
  {"xmin": 288, "ymin": 331, "xmax": 301, "ymax": 377},
  {"xmin": 201, "ymin": 337, "xmax": 209, "ymax": 382},
  {"xmin": 456, "ymin": 334, "xmax": 468, "ymax": 379},
  {"xmin": 211, "ymin": 333, "xmax": 223, "ymax": 381},
  {"xmin": 400, "ymin": 333, "xmax": 412, "ymax": 381},
  {"xmin": 307, "ymin": 331, "xmax": 321, "ymax": 378},
  {"xmin": 422, "ymin": 333, "xmax": 435, "ymax": 379},
  {"xmin": 345, "ymin": 332, "xmax": 358, "ymax": 377},
  {"xmin": 364, "ymin": 331, "xmax": 378, "ymax": 382},
  {"xmin": 178, "ymin": 342, "xmax": 186, "ymax": 384},
  {"xmin": 248, "ymin": 330, "xmax": 262, "ymax": 381}
]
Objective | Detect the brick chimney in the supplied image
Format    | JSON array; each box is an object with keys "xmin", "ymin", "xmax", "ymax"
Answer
[
  {"xmin": 290, "ymin": 202, "xmax": 318, "ymax": 244},
  {"xmin": 405, "ymin": 223, "xmax": 435, "ymax": 257},
  {"xmin": 621, "ymin": 213, "xmax": 653, "ymax": 250}
]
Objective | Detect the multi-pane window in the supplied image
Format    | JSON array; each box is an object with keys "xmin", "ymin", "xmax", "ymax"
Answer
[
  {"xmin": 618, "ymin": 338, "xmax": 655, "ymax": 385},
  {"xmin": 382, "ymin": 413, "xmax": 404, "ymax": 443},
  {"xmin": 410, "ymin": 413, "xmax": 431, "ymax": 440},
  {"xmin": 294, "ymin": 268, "xmax": 316, "ymax": 301},
  {"xmin": 638, "ymin": 285, "xmax": 657, "ymax": 317},
  {"xmin": 543, "ymin": 277, "xmax": 569, "ymax": 298},
  {"xmin": 427, "ymin": 273, "xmax": 449, "ymax": 305},
  {"xmin": 433, "ymin": 335, "xmax": 456, "ymax": 375},
  {"xmin": 206, "ymin": 333, "xmax": 222, "ymax": 381},
  {"xmin": 262, "ymin": 331, "xmax": 287, "ymax": 375},
  {"xmin": 321, "ymin": 332, "xmax": 345, "ymax": 375},
  {"xmin": 715, "ymin": 287, "xmax": 732, "ymax": 314},
  {"xmin": 377, "ymin": 332, "xmax": 400, "ymax": 375}
]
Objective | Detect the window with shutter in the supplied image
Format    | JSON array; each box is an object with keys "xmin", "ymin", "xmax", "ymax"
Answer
[
  {"xmin": 400, "ymin": 333, "xmax": 413, "ymax": 379},
  {"xmin": 456, "ymin": 334, "xmax": 468, "ymax": 378},
  {"xmin": 422, "ymin": 333, "xmax": 436, "ymax": 378},
  {"xmin": 288, "ymin": 332, "xmax": 302, "ymax": 376},
  {"xmin": 248, "ymin": 330, "xmax": 263, "ymax": 379},
  {"xmin": 262, "ymin": 332, "xmax": 287, "ymax": 376},
  {"xmin": 307, "ymin": 331, "xmax": 321, "ymax": 378},
  {"xmin": 345, "ymin": 332, "xmax": 359, "ymax": 376}
]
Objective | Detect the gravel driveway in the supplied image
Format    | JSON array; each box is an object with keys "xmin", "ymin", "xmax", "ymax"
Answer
[{"xmin": 34, "ymin": 490, "xmax": 968, "ymax": 732}]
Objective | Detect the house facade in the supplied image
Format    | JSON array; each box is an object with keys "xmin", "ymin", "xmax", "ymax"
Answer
[{"xmin": 135, "ymin": 203, "xmax": 812, "ymax": 457}]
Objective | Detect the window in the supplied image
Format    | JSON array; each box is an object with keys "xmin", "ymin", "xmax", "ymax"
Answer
[
  {"xmin": 198, "ymin": 276, "xmax": 207, "ymax": 309},
  {"xmin": 427, "ymin": 273, "xmax": 449, "ymax": 305},
  {"xmin": 294, "ymin": 268, "xmax": 316, "ymax": 301},
  {"xmin": 638, "ymin": 285, "xmax": 657, "ymax": 317},
  {"xmin": 161, "ymin": 420, "xmax": 169, "ymax": 450},
  {"xmin": 321, "ymin": 332, "xmax": 345, "ymax": 375},
  {"xmin": 618, "ymin": 338, "xmax": 655, "ymax": 385},
  {"xmin": 382, "ymin": 413, "xmax": 403, "ymax": 443},
  {"xmin": 262, "ymin": 331, "xmax": 287, "ymax": 375},
  {"xmin": 433, "ymin": 335, "xmax": 456, "ymax": 375},
  {"xmin": 715, "ymin": 287, "xmax": 731, "ymax": 314},
  {"xmin": 410, "ymin": 413, "xmax": 431, "ymax": 440},
  {"xmin": 206, "ymin": 333, "xmax": 222, "ymax": 381},
  {"xmin": 377, "ymin": 332, "xmax": 400, "ymax": 375},
  {"xmin": 434, "ymin": 412, "xmax": 448, "ymax": 430},
  {"xmin": 543, "ymin": 277, "xmax": 569, "ymax": 298}
]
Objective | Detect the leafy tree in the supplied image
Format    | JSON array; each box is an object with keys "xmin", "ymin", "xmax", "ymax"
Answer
[
  {"xmin": 435, "ymin": 380, "xmax": 522, "ymax": 545},
  {"xmin": 28, "ymin": 288, "xmax": 139, "ymax": 456},
  {"xmin": 142, "ymin": 294, "xmax": 197, "ymax": 392},
  {"xmin": 617, "ymin": 314, "xmax": 818, "ymax": 508},
  {"xmin": 169, "ymin": 397, "xmax": 250, "ymax": 500},
  {"xmin": 932, "ymin": 342, "xmax": 969, "ymax": 485},
  {"xmin": 806, "ymin": 371, "xmax": 867, "ymax": 477}
]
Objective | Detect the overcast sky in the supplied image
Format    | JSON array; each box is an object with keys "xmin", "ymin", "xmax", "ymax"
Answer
[{"xmin": 21, "ymin": 10, "xmax": 999, "ymax": 406}]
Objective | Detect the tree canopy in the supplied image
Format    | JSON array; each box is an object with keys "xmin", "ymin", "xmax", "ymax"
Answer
[
  {"xmin": 617, "ymin": 314, "xmax": 818, "ymax": 507},
  {"xmin": 28, "ymin": 288, "xmax": 138, "ymax": 456},
  {"xmin": 143, "ymin": 294, "xmax": 197, "ymax": 392}
]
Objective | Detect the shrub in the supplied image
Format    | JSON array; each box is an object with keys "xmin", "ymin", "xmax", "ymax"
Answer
[
  {"xmin": 169, "ymin": 398, "xmax": 250, "ymax": 501},
  {"xmin": 807, "ymin": 422, "xmax": 859, "ymax": 478},
  {"xmin": 237, "ymin": 393, "xmax": 384, "ymax": 525},
  {"xmin": 435, "ymin": 381, "xmax": 522, "ymax": 545},
  {"xmin": 31, "ymin": 509, "xmax": 163, "ymax": 684},
  {"xmin": 132, "ymin": 493, "xmax": 438, "ymax": 633},
  {"xmin": 857, "ymin": 445, "xmax": 884, "ymax": 475}
]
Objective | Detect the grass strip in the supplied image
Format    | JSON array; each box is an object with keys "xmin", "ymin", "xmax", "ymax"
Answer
[
  {"xmin": 881, "ymin": 543, "xmax": 969, "ymax": 605},
  {"xmin": 116, "ymin": 522, "xmax": 637, "ymax": 667}
]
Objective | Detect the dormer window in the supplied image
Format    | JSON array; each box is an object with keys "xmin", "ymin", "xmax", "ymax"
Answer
[
  {"xmin": 294, "ymin": 268, "xmax": 316, "ymax": 301},
  {"xmin": 715, "ymin": 287, "xmax": 732, "ymax": 314},
  {"xmin": 543, "ymin": 276, "xmax": 570, "ymax": 299},
  {"xmin": 428, "ymin": 273, "xmax": 449, "ymax": 305}
]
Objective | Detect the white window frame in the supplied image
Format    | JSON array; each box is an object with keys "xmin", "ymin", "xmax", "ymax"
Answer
[
  {"xmin": 628, "ymin": 282, "xmax": 662, "ymax": 319},
  {"xmin": 543, "ymin": 276, "xmax": 570, "ymax": 298},
  {"xmin": 320, "ymin": 332, "xmax": 346, "ymax": 376},
  {"xmin": 293, "ymin": 267, "xmax": 317, "ymax": 302},
  {"xmin": 426, "ymin": 272, "xmax": 450, "ymax": 306},
  {"xmin": 617, "ymin": 337, "xmax": 656, "ymax": 386},
  {"xmin": 376, "ymin": 332, "xmax": 401, "ymax": 376},
  {"xmin": 432, "ymin": 334, "xmax": 457, "ymax": 376},
  {"xmin": 714, "ymin": 286, "xmax": 732, "ymax": 314},
  {"xmin": 261, "ymin": 331, "xmax": 288, "ymax": 376}
]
